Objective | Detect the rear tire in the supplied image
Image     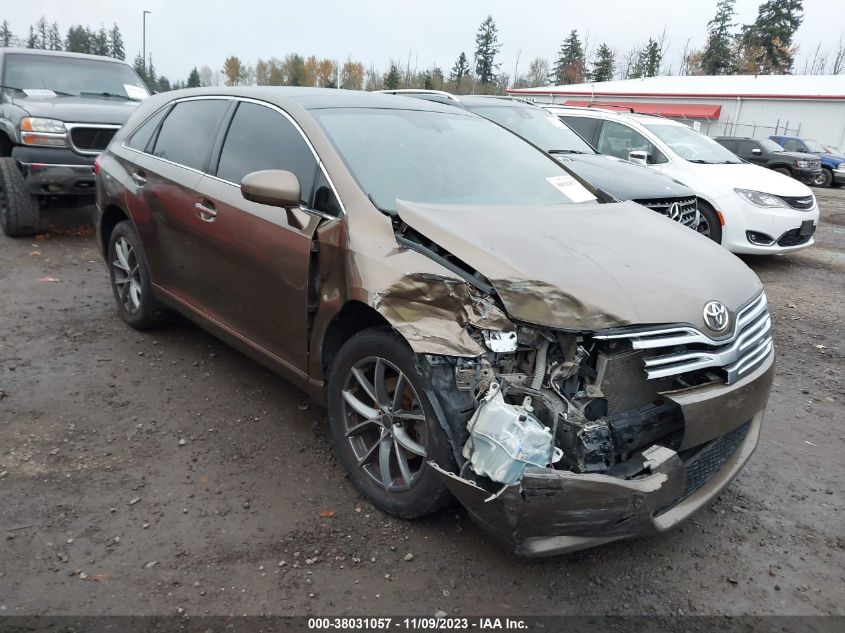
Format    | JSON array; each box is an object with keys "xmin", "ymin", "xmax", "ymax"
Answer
[
  {"xmin": 0, "ymin": 157, "xmax": 40, "ymax": 237},
  {"xmin": 107, "ymin": 220, "xmax": 172, "ymax": 330},
  {"xmin": 327, "ymin": 329, "xmax": 455, "ymax": 519},
  {"xmin": 812, "ymin": 168, "xmax": 833, "ymax": 188},
  {"xmin": 696, "ymin": 200, "xmax": 722, "ymax": 244}
]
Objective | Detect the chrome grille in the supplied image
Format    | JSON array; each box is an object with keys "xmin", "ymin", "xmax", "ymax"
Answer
[
  {"xmin": 68, "ymin": 124, "xmax": 120, "ymax": 155},
  {"xmin": 634, "ymin": 197, "xmax": 698, "ymax": 227},
  {"xmin": 595, "ymin": 292, "xmax": 773, "ymax": 385}
]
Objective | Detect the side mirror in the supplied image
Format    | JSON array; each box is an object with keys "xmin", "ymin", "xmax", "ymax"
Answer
[
  {"xmin": 751, "ymin": 148, "xmax": 762, "ymax": 155},
  {"xmin": 628, "ymin": 150, "xmax": 648, "ymax": 165},
  {"xmin": 241, "ymin": 170, "xmax": 301, "ymax": 208}
]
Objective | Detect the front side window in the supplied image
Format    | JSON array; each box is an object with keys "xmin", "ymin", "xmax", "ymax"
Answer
[
  {"xmin": 216, "ymin": 102, "xmax": 317, "ymax": 206},
  {"xmin": 152, "ymin": 100, "xmax": 229, "ymax": 171},
  {"xmin": 313, "ymin": 107, "xmax": 593, "ymax": 212},
  {"xmin": 644, "ymin": 123, "xmax": 741, "ymax": 164},
  {"xmin": 738, "ymin": 140, "xmax": 759, "ymax": 155},
  {"xmin": 597, "ymin": 121, "xmax": 667, "ymax": 164}
]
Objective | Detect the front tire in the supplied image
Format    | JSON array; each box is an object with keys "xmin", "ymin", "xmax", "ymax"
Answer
[
  {"xmin": 107, "ymin": 220, "xmax": 171, "ymax": 329},
  {"xmin": 696, "ymin": 200, "xmax": 722, "ymax": 244},
  {"xmin": 0, "ymin": 157, "xmax": 40, "ymax": 237},
  {"xmin": 327, "ymin": 329, "xmax": 455, "ymax": 519},
  {"xmin": 772, "ymin": 166, "xmax": 792, "ymax": 178},
  {"xmin": 812, "ymin": 168, "xmax": 833, "ymax": 188}
]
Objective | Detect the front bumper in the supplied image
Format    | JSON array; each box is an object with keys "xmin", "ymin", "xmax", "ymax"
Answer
[
  {"xmin": 718, "ymin": 192, "xmax": 819, "ymax": 255},
  {"xmin": 433, "ymin": 351, "xmax": 774, "ymax": 558},
  {"xmin": 791, "ymin": 167, "xmax": 822, "ymax": 185},
  {"xmin": 10, "ymin": 146, "xmax": 96, "ymax": 197}
]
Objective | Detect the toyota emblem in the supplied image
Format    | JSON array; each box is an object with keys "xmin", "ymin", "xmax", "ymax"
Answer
[{"xmin": 703, "ymin": 301, "xmax": 730, "ymax": 332}]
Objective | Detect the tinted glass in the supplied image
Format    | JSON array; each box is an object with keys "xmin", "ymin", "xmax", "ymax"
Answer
[
  {"xmin": 313, "ymin": 172, "xmax": 342, "ymax": 216},
  {"xmin": 216, "ymin": 102, "xmax": 317, "ymax": 205},
  {"xmin": 738, "ymin": 140, "xmax": 759, "ymax": 155},
  {"xmin": 780, "ymin": 138, "xmax": 804, "ymax": 152},
  {"xmin": 759, "ymin": 139, "xmax": 784, "ymax": 152},
  {"xmin": 559, "ymin": 116, "xmax": 600, "ymax": 145},
  {"xmin": 598, "ymin": 121, "xmax": 667, "ymax": 164},
  {"xmin": 126, "ymin": 107, "xmax": 168, "ymax": 152},
  {"xmin": 3, "ymin": 53, "xmax": 148, "ymax": 100},
  {"xmin": 314, "ymin": 108, "xmax": 596, "ymax": 211},
  {"xmin": 467, "ymin": 105, "xmax": 595, "ymax": 154},
  {"xmin": 644, "ymin": 123, "xmax": 740, "ymax": 164},
  {"xmin": 153, "ymin": 100, "xmax": 229, "ymax": 171},
  {"xmin": 716, "ymin": 138, "xmax": 738, "ymax": 151}
]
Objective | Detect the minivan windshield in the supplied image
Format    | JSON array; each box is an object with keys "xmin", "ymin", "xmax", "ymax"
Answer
[
  {"xmin": 466, "ymin": 104, "xmax": 596, "ymax": 155},
  {"xmin": 313, "ymin": 107, "xmax": 596, "ymax": 211},
  {"xmin": 2, "ymin": 54, "xmax": 149, "ymax": 100},
  {"xmin": 645, "ymin": 123, "xmax": 742, "ymax": 164}
]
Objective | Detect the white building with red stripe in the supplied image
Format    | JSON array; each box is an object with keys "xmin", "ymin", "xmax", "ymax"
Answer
[{"xmin": 508, "ymin": 75, "xmax": 845, "ymax": 147}]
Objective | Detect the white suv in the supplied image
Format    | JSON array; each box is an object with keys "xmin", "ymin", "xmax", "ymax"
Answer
[{"xmin": 547, "ymin": 106, "xmax": 820, "ymax": 255}]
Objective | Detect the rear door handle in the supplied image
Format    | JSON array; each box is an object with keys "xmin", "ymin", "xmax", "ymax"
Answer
[
  {"xmin": 130, "ymin": 170, "xmax": 146, "ymax": 186},
  {"xmin": 195, "ymin": 200, "xmax": 217, "ymax": 222}
]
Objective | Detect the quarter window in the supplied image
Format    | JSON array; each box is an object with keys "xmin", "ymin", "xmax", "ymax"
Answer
[
  {"xmin": 597, "ymin": 121, "xmax": 667, "ymax": 164},
  {"xmin": 560, "ymin": 116, "xmax": 599, "ymax": 145},
  {"xmin": 152, "ymin": 99, "xmax": 229, "ymax": 171},
  {"xmin": 126, "ymin": 107, "xmax": 168, "ymax": 152},
  {"xmin": 215, "ymin": 102, "xmax": 317, "ymax": 206}
]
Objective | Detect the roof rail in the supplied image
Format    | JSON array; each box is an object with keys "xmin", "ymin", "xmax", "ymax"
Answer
[
  {"xmin": 467, "ymin": 95, "xmax": 542, "ymax": 107},
  {"xmin": 586, "ymin": 103, "xmax": 635, "ymax": 113},
  {"xmin": 376, "ymin": 89, "xmax": 461, "ymax": 102}
]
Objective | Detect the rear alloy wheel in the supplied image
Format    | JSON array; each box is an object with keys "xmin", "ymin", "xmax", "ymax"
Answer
[
  {"xmin": 107, "ymin": 220, "xmax": 171, "ymax": 329},
  {"xmin": 696, "ymin": 201, "xmax": 722, "ymax": 244},
  {"xmin": 328, "ymin": 330, "xmax": 455, "ymax": 518},
  {"xmin": 0, "ymin": 156, "xmax": 40, "ymax": 237},
  {"xmin": 812, "ymin": 168, "xmax": 833, "ymax": 188}
]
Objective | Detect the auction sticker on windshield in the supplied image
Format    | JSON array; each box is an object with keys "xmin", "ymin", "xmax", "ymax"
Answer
[
  {"xmin": 546, "ymin": 174, "xmax": 596, "ymax": 203},
  {"xmin": 124, "ymin": 84, "xmax": 148, "ymax": 100},
  {"xmin": 23, "ymin": 89, "xmax": 57, "ymax": 98}
]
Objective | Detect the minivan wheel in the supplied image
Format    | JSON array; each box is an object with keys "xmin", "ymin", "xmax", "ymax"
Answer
[
  {"xmin": 107, "ymin": 220, "xmax": 171, "ymax": 329},
  {"xmin": 812, "ymin": 168, "xmax": 833, "ymax": 188},
  {"xmin": 327, "ymin": 329, "xmax": 455, "ymax": 519},
  {"xmin": 696, "ymin": 201, "xmax": 722, "ymax": 244},
  {"xmin": 0, "ymin": 157, "xmax": 40, "ymax": 237}
]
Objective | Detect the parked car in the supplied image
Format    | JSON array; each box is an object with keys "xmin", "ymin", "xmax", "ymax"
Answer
[
  {"xmin": 96, "ymin": 87, "xmax": 773, "ymax": 557},
  {"xmin": 769, "ymin": 135, "xmax": 845, "ymax": 188},
  {"xmin": 379, "ymin": 91, "xmax": 699, "ymax": 230},
  {"xmin": 551, "ymin": 106, "xmax": 819, "ymax": 254},
  {"xmin": 0, "ymin": 48, "xmax": 149, "ymax": 236},
  {"xmin": 714, "ymin": 137, "xmax": 821, "ymax": 184}
]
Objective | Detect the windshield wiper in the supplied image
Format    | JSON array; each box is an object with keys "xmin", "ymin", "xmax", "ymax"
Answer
[
  {"xmin": 548, "ymin": 149, "xmax": 588, "ymax": 155},
  {"xmin": 80, "ymin": 91, "xmax": 138, "ymax": 101},
  {"xmin": 0, "ymin": 85, "xmax": 74, "ymax": 96}
]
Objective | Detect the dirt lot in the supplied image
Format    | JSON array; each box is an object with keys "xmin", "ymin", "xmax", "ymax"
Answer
[{"xmin": 1, "ymin": 190, "xmax": 843, "ymax": 617}]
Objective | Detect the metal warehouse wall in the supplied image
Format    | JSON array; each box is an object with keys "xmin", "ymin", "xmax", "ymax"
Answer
[{"xmin": 533, "ymin": 94, "xmax": 845, "ymax": 147}]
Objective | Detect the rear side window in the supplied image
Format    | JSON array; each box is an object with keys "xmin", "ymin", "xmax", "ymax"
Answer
[
  {"xmin": 216, "ymin": 102, "xmax": 317, "ymax": 206},
  {"xmin": 597, "ymin": 120, "xmax": 667, "ymax": 164},
  {"xmin": 559, "ymin": 116, "xmax": 600, "ymax": 145},
  {"xmin": 126, "ymin": 107, "xmax": 168, "ymax": 152},
  {"xmin": 152, "ymin": 100, "xmax": 229, "ymax": 171}
]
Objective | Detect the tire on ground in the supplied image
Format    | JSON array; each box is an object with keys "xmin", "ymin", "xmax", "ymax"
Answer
[{"xmin": 0, "ymin": 157, "xmax": 40, "ymax": 237}]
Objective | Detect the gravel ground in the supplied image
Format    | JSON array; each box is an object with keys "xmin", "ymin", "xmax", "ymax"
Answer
[{"xmin": 1, "ymin": 190, "xmax": 843, "ymax": 617}]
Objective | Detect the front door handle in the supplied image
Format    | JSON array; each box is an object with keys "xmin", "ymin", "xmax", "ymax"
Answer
[
  {"xmin": 130, "ymin": 170, "xmax": 146, "ymax": 186},
  {"xmin": 195, "ymin": 200, "xmax": 217, "ymax": 222}
]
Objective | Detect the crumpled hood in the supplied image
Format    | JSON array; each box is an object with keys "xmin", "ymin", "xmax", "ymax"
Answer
[
  {"xmin": 11, "ymin": 95, "xmax": 140, "ymax": 125},
  {"xmin": 396, "ymin": 199, "xmax": 762, "ymax": 333},
  {"xmin": 561, "ymin": 154, "xmax": 693, "ymax": 201}
]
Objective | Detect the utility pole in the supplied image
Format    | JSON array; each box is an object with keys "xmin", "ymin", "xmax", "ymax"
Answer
[{"xmin": 142, "ymin": 10, "xmax": 151, "ymax": 75}]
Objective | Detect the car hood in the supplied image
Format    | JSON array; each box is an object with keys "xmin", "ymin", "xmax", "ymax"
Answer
[
  {"xmin": 560, "ymin": 154, "xmax": 693, "ymax": 200},
  {"xmin": 815, "ymin": 152, "xmax": 845, "ymax": 165},
  {"xmin": 688, "ymin": 162, "xmax": 812, "ymax": 197},
  {"xmin": 395, "ymin": 199, "xmax": 761, "ymax": 333},
  {"xmin": 11, "ymin": 95, "xmax": 140, "ymax": 125},
  {"xmin": 771, "ymin": 151, "xmax": 820, "ymax": 162}
]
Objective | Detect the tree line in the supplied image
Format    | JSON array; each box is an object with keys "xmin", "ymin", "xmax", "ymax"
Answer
[{"xmin": 1, "ymin": 0, "xmax": 841, "ymax": 98}]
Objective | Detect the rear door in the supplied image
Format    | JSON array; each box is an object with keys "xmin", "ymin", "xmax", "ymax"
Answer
[{"xmin": 190, "ymin": 100, "xmax": 328, "ymax": 372}]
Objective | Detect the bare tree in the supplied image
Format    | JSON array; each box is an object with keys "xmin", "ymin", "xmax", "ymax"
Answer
[
  {"xmin": 831, "ymin": 36, "xmax": 845, "ymax": 74},
  {"xmin": 801, "ymin": 42, "xmax": 828, "ymax": 75}
]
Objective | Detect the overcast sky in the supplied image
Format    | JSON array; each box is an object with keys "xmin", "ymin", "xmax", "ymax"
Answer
[{"xmin": 3, "ymin": 0, "xmax": 842, "ymax": 82}]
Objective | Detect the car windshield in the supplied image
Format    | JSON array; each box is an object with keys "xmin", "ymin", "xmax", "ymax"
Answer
[
  {"xmin": 313, "ymin": 107, "xmax": 595, "ymax": 211},
  {"xmin": 644, "ymin": 123, "xmax": 742, "ymax": 164},
  {"xmin": 801, "ymin": 139, "xmax": 824, "ymax": 152},
  {"xmin": 466, "ymin": 104, "xmax": 596, "ymax": 154},
  {"xmin": 760, "ymin": 139, "xmax": 785, "ymax": 152},
  {"xmin": 2, "ymin": 53, "xmax": 148, "ymax": 100}
]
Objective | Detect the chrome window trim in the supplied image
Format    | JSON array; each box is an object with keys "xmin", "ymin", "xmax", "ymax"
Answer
[
  {"xmin": 119, "ymin": 94, "xmax": 346, "ymax": 217},
  {"xmin": 66, "ymin": 122, "xmax": 122, "ymax": 155}
]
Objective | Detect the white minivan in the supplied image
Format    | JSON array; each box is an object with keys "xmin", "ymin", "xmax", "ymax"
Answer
[{"xmin": 548, "ymin": 106, "xmax": 820, "ymax": 255}]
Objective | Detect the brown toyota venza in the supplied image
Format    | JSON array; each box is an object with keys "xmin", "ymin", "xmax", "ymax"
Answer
[{"xmin": 95, "ymin": 88, "xmax": 774, "ymax": 557}]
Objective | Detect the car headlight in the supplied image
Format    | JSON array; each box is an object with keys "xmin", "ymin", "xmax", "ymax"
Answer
[
  {"xmin": 20, "ymin": 117, "xmax": 67, "ymax": 148},
  {"xmin": 735, "ymin": 189, "xmax": 787, "ymax": 208},
  {"xmin": 795, "ymin": 160, "xmax": 810, "ymax": 169}
]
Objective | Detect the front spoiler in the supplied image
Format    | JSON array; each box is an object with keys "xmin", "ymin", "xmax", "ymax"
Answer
[{"xmin": 433, "ymin": 410, "xmax": 763, "ymax": 558}]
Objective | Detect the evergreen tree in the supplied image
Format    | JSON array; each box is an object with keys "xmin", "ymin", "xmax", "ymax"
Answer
[
  {"xmin": 186, "ymin": 67, "xmax": 201, "ymax": 88},
  {"xmin": 0, "ymin": 20, "xmax": 15, "ymax": 47},
  {"xmin": 47, "ymin": 22, "xmax": 62, "ymax": 50},
  {"xmin": 474, "ymin": 15, "xmax": 501, "ymax": 86},
  {"xmin": 93, "ymin": 26, "xmax": 109, "ymax": 56},
  {"xmin": 27, "ymin": 26, "xmax": 38, "ymax": 49},
  {"xmin": 146, "ymin": 55, "xmax": 158, "ymax": 90},
  {"xmin": 590, "ymin": 43, "xmax": 615, "ymax": 82},
  {"xmin": 383, "ymin": 61, "xmax": 401, "ymax": 90},
  {"xmin": 422, "ymin": 71, "xmax": 433, "ymax": 90},
  {"xmin": 282, "ymin": 53, "xmax": 306, "ymax": 85},
  {"xmin": 65, "ymin": 25, "xmax": 92, "ymax": 53},
  {"xmin": 109, "ymin": 24, "xmax": 125, "ymax": 60},
  {"xmin": 640, "ymin": 38, "xmax": 663, "ymax": 77},
  {"xmin": 701, "ymin": 0, "xmax": 736, "ymax": 75},
  {"xmin": 552, "ymin": 30, "xmax": 586, "ymax": 84},
  {"xmin": 36, "ymin": 16, "xmax": 48, "ymax": 49},
  {"xmin": 132, "ymin": 52, "xmax": 147, "ymax": 82},
  {"xmin": 156, "ymin": 76, "xmax": 171, "ymax": 92},
  {"xmin": 450, "ymin": 51, "xmax": 471, "ymax": 90},
  {"xmin": 741, "ymin": 0, "xmax": 803, "ymax": 73}
]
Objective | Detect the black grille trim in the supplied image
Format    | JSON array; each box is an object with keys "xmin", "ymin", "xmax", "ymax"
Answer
[
  {"xmin": 779, "ymin": 195, "xmax": 815, "ymax": 210},
  {"xmin": 69, "ymin": 126, "xmax": 118, "ymax": 153},
  {"xmin": 777, "ymin": 226, "xmax": 814, "ymax": 247}
]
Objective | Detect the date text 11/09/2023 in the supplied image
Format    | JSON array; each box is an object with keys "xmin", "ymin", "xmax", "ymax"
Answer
[{"xmin": 307, "ymin": 617, "xmax": 528, "ymax": 630}]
